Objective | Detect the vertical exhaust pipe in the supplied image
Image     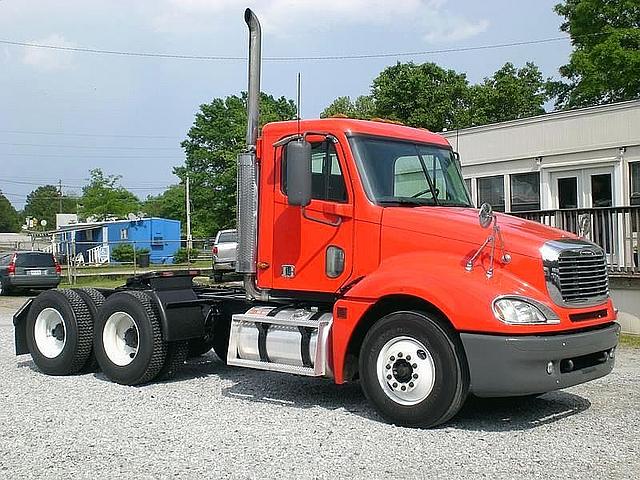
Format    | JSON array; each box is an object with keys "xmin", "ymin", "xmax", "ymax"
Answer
[{"xmin": 237, "ymin": 8, "xmax": 269, "ymax": 301}]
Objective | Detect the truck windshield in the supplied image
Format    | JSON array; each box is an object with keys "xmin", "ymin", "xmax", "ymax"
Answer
[{"xmin": 349, "ymin": 136, "xmax": 472, "ymax": 207}]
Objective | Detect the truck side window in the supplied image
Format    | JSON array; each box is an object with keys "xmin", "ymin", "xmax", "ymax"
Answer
[{"xmin": 283, "ymin": 140, "xmax": 347, "ymax": 203}]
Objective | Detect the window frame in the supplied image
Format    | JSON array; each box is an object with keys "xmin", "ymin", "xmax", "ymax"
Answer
[
  {"xmin": 477, "ymin": 175, "xmax": 506, "ymax": 212},
  {"xmin": 510, "ymin": 171, "xmax": 541, "ymax": 212},
  {"xmin": 280, "ymin": 139, "xmax": 349, "ymax": 204}
]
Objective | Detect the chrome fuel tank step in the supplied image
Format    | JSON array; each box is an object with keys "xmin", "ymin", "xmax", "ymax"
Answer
[{"xmin": 227, "ymin": 306, "xmax": 333, "ymax": 377}]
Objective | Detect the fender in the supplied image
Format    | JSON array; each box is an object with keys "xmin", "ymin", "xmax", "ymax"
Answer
[{"xmin": 13, "ymin": 298, "xmax": 33, "ymax": 355}]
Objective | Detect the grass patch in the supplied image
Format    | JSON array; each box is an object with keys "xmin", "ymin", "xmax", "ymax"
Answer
[
  {"xmin": 620, "ymin": 334, "xmax": 640, "ymax": 348},
  {"xmin": 60, "ymin": 276, "xmax": 127, "ymax": 290}
]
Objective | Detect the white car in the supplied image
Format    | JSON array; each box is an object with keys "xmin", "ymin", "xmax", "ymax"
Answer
[{"xmin": 211, "ymin": 229, "xmax": 237, "ymax": 282}]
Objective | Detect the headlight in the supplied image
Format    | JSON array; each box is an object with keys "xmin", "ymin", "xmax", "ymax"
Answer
[{"xmin": 492, "ymin": 296, "xmax": 560, "ymax": 325}]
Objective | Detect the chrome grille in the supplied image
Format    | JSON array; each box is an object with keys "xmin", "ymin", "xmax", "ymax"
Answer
[
  {"xmin": 541, "ymin": 239, "xmax": 610, "ymax": 308},
  {"xmin": 557, "ymin": 250, "xmax": 609, "ymax": 304}
]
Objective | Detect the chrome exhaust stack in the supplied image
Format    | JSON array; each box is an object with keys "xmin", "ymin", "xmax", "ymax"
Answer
[{"xmin": 237, "ymin": 8, "xmax": 269, "ymax": 301}]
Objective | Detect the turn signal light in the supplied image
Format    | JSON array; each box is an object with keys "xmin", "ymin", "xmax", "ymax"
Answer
[
  {"xmin": 55, "ymin": 262, "xmax": 62, "ymax": 274},
  {"xmin": 7, "ymin": 263, "xmax": 15, "ymax": 275}
]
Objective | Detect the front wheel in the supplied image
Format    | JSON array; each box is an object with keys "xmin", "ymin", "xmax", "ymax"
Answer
[{"xmin": 359, "ymin": 311, "xmax": 468, "ymax": 428}]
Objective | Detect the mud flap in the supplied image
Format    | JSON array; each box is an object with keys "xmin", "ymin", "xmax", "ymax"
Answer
[{"xmin": 13, "ymin": 298, "xmax": 33, "ymax": 355}]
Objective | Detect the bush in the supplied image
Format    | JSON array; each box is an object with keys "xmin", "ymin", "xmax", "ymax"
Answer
[
  {"xmin": 173, "ymin": 247, "xmax": 200, "ymax": 264},
  {"xmin": 111, "ymin": 243, "xmax": 150, "ymax": 263}
]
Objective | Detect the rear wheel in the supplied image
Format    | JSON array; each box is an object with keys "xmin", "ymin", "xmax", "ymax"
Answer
[
  {"xmin": 94, "ymin": 291, "xmax": 167, "ymax": 385},
  {"xmin": 359, "ymin": 311, "xmax": 468, "ymax": 428},
  {"xmin": 25, "ymin": 289, "xmax": 93, "ymax": 375}
]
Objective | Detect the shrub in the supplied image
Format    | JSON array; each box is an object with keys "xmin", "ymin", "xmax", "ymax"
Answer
[
  {"xmin": 111, "ymin": 243, "xmax": 150, "ymax": 263},
  {"xmin": 173, "ymin": 247, "xmax": 200, "ymax": 264}
]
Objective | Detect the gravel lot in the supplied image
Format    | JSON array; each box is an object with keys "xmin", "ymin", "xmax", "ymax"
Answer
[{"xmin": 1, "ymin": 294, "xmax": 638, "ymax": 479}]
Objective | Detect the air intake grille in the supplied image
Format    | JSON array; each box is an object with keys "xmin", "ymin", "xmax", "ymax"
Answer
[{"xmin": 557, "ymin": 250, "xmax": 609, "ymax": 305}]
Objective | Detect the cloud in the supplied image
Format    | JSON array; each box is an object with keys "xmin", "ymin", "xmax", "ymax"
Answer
[
  {"xmin": 151, "ymin": 0, "xmax": 488, "ymax": 43},
  {"xmin": 22, "ymin": 34, "xmax": 76, "ymax": 71}
]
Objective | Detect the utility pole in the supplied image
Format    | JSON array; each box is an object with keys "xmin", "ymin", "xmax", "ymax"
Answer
[
  {"xmin": 58, "ymin": 179, "xmax": 63, "ymax": 213},
  {"xmin": 186, "ymin": 175, "xmax": 192, "ymax": 250}
]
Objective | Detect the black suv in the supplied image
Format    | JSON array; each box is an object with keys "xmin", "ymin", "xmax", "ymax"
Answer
[{"xmin": 0, "ymin": 251, "xmax": 61, "ymax": 295}]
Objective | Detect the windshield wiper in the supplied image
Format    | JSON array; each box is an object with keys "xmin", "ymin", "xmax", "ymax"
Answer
[{"xmin": 377, "ymin": 198, "xmax": 434, "ymax": 207}]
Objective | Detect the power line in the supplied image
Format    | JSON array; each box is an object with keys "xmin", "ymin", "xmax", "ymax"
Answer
[
  {"xmin": 0, "ymin": 178, "xmax": 173, "ymax": 190},
  {"xmin": 1, "ymin": 152, "xmax": 180, "ymax": 159},
  {"xmin": 0, "ymin": 34, "xmax": 590, "ymax": 62},
  {"xmin": 0, "ymin": 129, "xmax": 179, "ymax": 139},
  {"xmin": 0, "ymin": 141, "xmax": 180, "ymax": 150}
]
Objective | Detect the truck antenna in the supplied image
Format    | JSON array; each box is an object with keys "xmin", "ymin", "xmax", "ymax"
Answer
[{"xmin": 296, "ymin": 72, "xmax": 301, "ymax": 136}]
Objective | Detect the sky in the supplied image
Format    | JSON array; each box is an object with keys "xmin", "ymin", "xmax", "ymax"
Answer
[{"xmin": 0, "ymin": 0, "xmax": 573, "ymax": 211}]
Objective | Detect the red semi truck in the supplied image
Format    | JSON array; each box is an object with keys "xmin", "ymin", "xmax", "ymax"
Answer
[{"xmin": 13, "ymin": 9, "xmax": 619, "ymax": 428}]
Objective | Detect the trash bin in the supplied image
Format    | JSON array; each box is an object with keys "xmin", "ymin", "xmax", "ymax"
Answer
[{"xmin": 137, "ymin": 252, "xmax": 150, "ymax": 267}]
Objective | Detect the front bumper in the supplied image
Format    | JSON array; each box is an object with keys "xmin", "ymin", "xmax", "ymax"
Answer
[{"xmin": 460, "ymin": 323, "xmax": 620, "ymax": 397}]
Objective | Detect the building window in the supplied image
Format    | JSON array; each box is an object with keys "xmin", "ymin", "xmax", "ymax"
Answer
[
  {"xmin": 464, "ymin": 178, "xmax": 472, "ymax": 196},
  {"xmin": 631, "ymin": 162, "xmax": 640, "ymax": 206},
  {"xmin": 510, "ymin": 172, "xmax": 540, "ymax": 212},
  {"xmin": 477, "ymin": 175, "xmax": 505, "ymax": 212},
  {"xmin": 120, "ymin": 228, "xmax": 128, "ymax": 240}
]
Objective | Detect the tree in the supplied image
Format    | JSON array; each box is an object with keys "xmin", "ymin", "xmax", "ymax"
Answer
[
  {"xmin": 175, "ymin": 92, "xmax": 296, "ymax": 238},
  {"xmin": 80, "ymin": 169, "xmax": 141, "ymax": 221},
  {"xmin": 320, "ymin": 95, "xmax": 376, "ymax": 119},
  {"xmin": 0, "ymin": 192, "xmax": 20, "ymax": 232},
  {"xmin": 143, "ymin": 184, "xmax": 185, "ymax": 229},
  {"xmin": 371, "ymin": 62, "xmax": 473, "ymax": 132},
  {"xmin": 24, "ymin": 185, "xmax": 78, "ymax": 230},
  {"xmin": 553, "ymin": 0, "xmax": 640, "ymax": 108},
  {"xmin": 471, "ymin": 62, "xmax": 549, "ymax": 125}
]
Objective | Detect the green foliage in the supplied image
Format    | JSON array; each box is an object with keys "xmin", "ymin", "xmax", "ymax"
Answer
[
  {"xmin": 471, "ymin": 62, "xmax": 550, "ymax": 125},
  {"xmin": 143, "ymin": 184, "xmax": 185, "ymax": 229},
  {"xmin": 24, "ymin": 185, "xmax": 78, "ymax": 230},
  {"xmin": 320, "ymin": 95, "xmax": 376, "ymax": 119},
  {"xmin": 80, "ymin": 169, "xmax": 141, "ymax": 221},
  {"xmin": 0, "ymin": 191, "xmax": 20, "ymax": 232},
  {"xmin": 372, "ymin": 62, "xmax": 473, "ymax": 132},
  {"xmin": 554, "ymin": 0, "xmax": 640, "ymax": 108},
  {"xmin": 111, "ymin": 243, "xmax": 150, "ymax": 263},
  {"xmin": 175, "ymin": 92, "xmax": 296, "ymax": 238},
  {"xmin": 173, "ymin": 247, "xmax": 200, "ymax": 264}
]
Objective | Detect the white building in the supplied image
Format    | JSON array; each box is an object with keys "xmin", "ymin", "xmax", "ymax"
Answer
[{"xmin": 443, "ymin": 99, "xmax": 640, "ymax": 212}]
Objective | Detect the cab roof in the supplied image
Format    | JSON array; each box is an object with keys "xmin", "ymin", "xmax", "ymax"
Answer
[{"xmin": 261, "ymin": 118, "xmax": 451, "ymax": 148}]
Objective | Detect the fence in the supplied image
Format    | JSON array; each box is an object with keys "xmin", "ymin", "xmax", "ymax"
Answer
[{"xmin": 512, "ymin": 206, "xmax": 640, "ymax": 275}]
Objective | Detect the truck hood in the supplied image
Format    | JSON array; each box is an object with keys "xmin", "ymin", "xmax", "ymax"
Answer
[{"xmin": 382, "ymin": 206, "xmax": 575, "ymax": 259}]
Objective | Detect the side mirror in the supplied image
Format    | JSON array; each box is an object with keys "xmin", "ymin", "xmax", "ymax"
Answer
[
  {"xmin": 286, "ymin": 139, "xmax": 312, "ymax": 207},
  {"xmin": 478, "ymin": 203, "xmax": 494, "ymax": 228}
]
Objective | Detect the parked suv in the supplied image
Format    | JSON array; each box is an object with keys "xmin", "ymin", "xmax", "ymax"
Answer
[
  {"xmin": 211, "ymin": 229, "xmax": 237, "ymax": 282},
  {"xmin": 0, "ymin": 251, "xmax": 61, "ymax": 295}
]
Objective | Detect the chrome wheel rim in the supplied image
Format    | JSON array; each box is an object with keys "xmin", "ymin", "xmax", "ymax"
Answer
[
  {"xmin": 376, "ymin": 336, "xmax": 435, "ymax": 406},
  {"xmin": 34, "ymin": 308, "xmax": 66, "ymax": 358},
  {"xmin": 103, "ymin": 312, "xmax": 139, "ymax": 366}
]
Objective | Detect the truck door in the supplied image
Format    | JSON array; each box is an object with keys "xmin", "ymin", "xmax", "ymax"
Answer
[{"xmin": 272, "ymin": 139, "xmax": 354, "ymax": 293}]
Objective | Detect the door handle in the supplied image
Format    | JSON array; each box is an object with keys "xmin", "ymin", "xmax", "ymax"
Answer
[{"xmin": 302, "ymin": 207, "xmax": 342, "ymax": 227}]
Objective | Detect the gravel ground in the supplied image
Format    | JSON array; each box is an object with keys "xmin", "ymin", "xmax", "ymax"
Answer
[{"xmin": 0, "ymin": 295, "xmax": 639, "ymax": 479}]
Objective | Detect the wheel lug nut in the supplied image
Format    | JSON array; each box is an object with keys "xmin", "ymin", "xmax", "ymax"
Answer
[
  {"xmin": 412, "ymin": 363, "xmax": 417, "ymax": 369},
  {"xmin": 401, "ymin": 386, "xmax": 406, "ymax": 391},
  {"xmin": 397, "ymin": 352, "xmax": 403, "ymax": 358},
  {"xmin": 386, "ymin": 364, "xmax": 391, "ymax": 370},
  {"xmin": 406, "ymin": 355, "xmax": 411, "ymax": 361},
  {"xmin": 390, "ymin": 356, "xmax": 395, "ymax": 361},
  {"xmin": 387, "ymin": 374, "xmax": 392, "ymax": 380},
  {"xmin": 393, "ymin": 382, "xmax": 398, "ymax": 388},
  {"xmin": 413, "ymin": 373, "xmax": 418, "ymax": 379},
  {"xmin": 409, "ymin": 382, "xmax": 414, "ymax": 388}
]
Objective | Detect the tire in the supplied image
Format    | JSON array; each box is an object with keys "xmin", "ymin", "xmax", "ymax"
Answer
[
  {"xmin": 211, "ymin": 315, "xmax": 231, "ymax": 363},
  {"xmin": 0, "ymin": 280, "xmax": 7, "ymax": 296},
  {"xmin": 93, "ymin": 290, "xmax": 167, "ymax": 385},
  {"xmin": 157, "ymin": 341, "xmax": 189, "ymax": 381},
  {"xmin": 359, "ymin": 311, "xmax": 469, "ymax": 428},
  {"xmin": 213, "ymin": 272, "xmax": 224, "ymax": 283},
  {"xmin": 25, "ymin": 289, "xmax": 93, "ymax": 375},
  {"xmin": 187, "ymin": 337, "xmax": 215, "ymax": 358},
  {"xmin": 72, "ymin": 288, "xmax": 106, "ymax": 373}
]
